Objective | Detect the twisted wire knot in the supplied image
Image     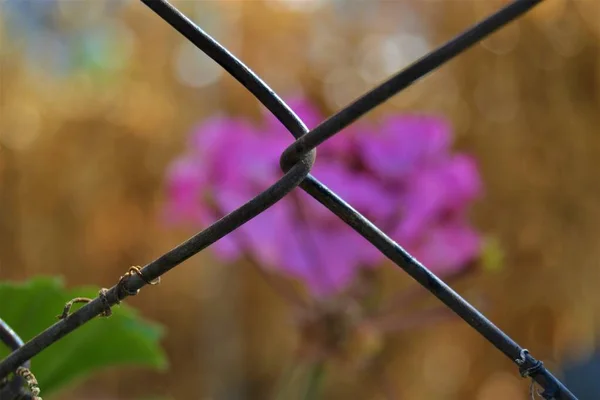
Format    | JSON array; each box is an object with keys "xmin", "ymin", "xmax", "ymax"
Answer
[{"xmin": 116, "ymin": 266, "xmax": 160, "ymax": 299}]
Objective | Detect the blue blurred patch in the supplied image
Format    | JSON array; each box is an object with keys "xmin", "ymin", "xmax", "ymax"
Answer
[{"xmin": 562, "ymin": 352, "xmax": 600, "ymax": 399}]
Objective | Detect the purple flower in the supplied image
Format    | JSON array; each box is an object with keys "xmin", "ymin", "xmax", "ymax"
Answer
[{"xmin": 164, "ymin": 97, "xmax": 483, "ymax": 297}]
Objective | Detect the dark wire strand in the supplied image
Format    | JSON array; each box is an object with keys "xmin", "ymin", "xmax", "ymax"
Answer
[
  {"xmin": 0, "ymin": 0, "xmax": 317, "ymax": 381},
  {"xmin": 139, "ymin": 0, "xmax": 310, "ymax": 140},
  {"xmin": 0, "ymin": 319, "xmax": 25, "ymax": 352},
  {"xmin": 0, "ymin": 318, "xmax": 32, "ymax": 400},
  {"xmin": 299, "ymin": 176, "xmax": 575, "ymax": 400},
  {"xmin": 0, "ymin": 1, "xmax": 579, "ymax": 399},
  {"xmin": 280, "ymin": 0, "xmax": 543, "ymax": 170},
  {"xmin": 138, "ymin": 1, "xmax": 576, "ymax": 398}
]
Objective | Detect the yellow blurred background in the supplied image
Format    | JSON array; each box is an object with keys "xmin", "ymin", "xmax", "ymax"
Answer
[{"xmin": 1, "ymin": 0, "xmax": 600, "ymax": 399}]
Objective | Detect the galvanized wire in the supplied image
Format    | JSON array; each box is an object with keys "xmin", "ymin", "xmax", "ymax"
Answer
[{"xmin": 0, "ymin": 0, "xmax": 579, "ymax": 399}]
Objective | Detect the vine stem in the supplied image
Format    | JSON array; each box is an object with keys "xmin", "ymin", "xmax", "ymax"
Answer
[{"xmin": 302, "ymin": 361, "xmax": 326, "ymax": 400}]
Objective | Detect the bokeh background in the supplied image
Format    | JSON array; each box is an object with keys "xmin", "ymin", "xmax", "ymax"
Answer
[{"xmin": 2, "ymin": 0, "xmax": 600, "ymax": 399}]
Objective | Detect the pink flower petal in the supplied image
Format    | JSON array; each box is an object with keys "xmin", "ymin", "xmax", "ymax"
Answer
[
  {"xmin": 306, "ymin": 160, "xmax": 398, "ymax": 224},
  {"xmin": 359, "ymin": 115, "xmax": 451, "ymax": 180},
  {"xmin": 163, "ymin": 100, "xmax": 483, "ymax": 298},
  {"xmin": 163, "ymin": 157, "xmax": 207, "ymax": 223},
  {"xmin": 407, "ymin": 220, "xmax": 482, "ymax": 276},
  {"xmin": 395, "ymin": 154, "xmax": 482, "ymax": 241}
]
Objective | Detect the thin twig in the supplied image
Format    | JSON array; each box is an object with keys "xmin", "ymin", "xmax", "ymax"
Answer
[{"xmin": 56, "ymin": 298, "xmax": 93, "ymax": 320}]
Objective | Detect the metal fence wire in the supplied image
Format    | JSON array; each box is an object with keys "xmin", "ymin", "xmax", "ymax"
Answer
[{"xmin": 0, "ymin": 0, "xmax": 581, "ymax": 399}]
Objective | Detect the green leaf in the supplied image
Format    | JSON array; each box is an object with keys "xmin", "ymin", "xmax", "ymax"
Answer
[{"xmin": 0, "ymin": 277, "xmax": 168, "ymax": 396}]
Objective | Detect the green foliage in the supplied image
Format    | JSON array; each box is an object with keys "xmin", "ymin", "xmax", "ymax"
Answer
[
  {"xmin": 0, "ymin": 277, "xmax": 168, "ymax": 396},
  {"xmin": 273, "ymin": 360, "xmax": 327, "ymax": 400}
]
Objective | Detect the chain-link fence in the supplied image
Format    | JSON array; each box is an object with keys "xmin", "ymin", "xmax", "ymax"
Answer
[{"xmin": 0, "ymin": 0, "xmax": 580, "ymax": 399}]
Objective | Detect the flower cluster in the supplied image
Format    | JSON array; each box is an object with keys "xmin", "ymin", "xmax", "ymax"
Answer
[{"xmin": 165, "ymin": 98, "xmax": 482, "ymax": 298}]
